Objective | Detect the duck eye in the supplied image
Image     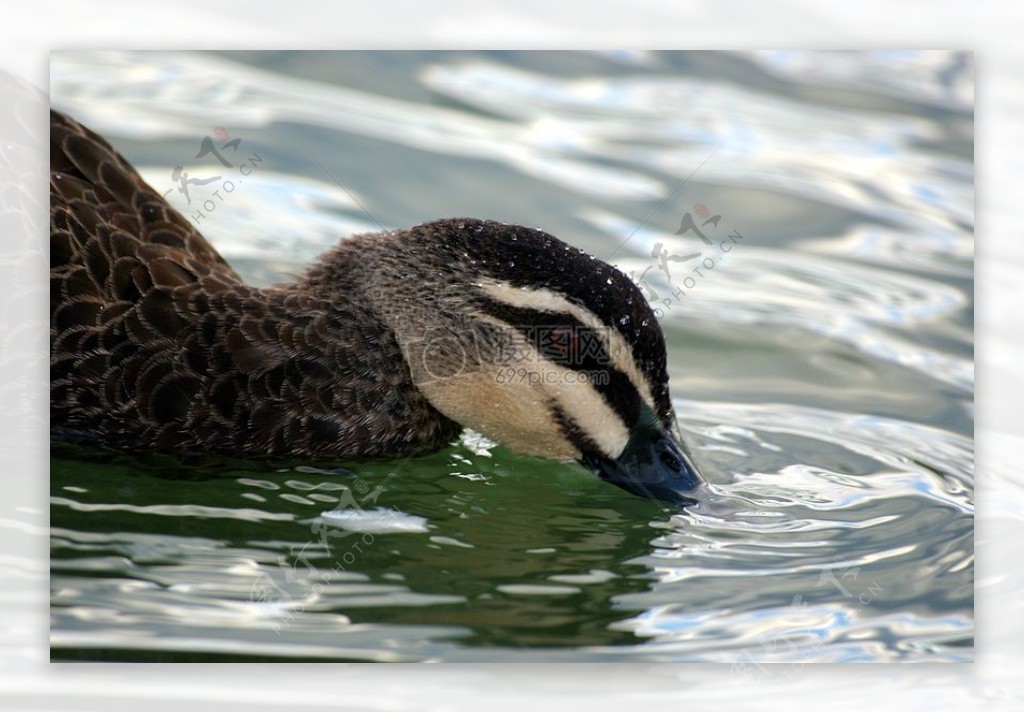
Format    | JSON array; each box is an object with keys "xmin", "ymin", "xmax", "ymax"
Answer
[
  {"xmin": 542, "ymin": 326, "xmax": 577, "ymax": 362},
  {"xmin": 550, "ymin": 326, "xmax": 574, "ymax": 349},
  {"xmin": 655, "ymin": 438, "xmax": 684, "ymax": 474}
]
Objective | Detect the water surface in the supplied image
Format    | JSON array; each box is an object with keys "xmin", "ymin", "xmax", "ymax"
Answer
[{"xmin": 50, "ymin": 50, "xmax": 973, "ymax": 663}]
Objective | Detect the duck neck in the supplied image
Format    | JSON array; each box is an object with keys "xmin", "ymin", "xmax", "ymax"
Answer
[{"xmin": 259, "ymin": 241, "xmax": 461, "ymax": 459}]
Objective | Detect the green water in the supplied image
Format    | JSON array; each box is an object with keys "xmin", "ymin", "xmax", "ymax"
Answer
[{"xmin": 50, "ymin": 50, "xmax": 973, "ymax": 663}]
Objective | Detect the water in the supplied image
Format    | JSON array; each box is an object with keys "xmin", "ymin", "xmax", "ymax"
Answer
[{"xmin": 49, "ymin": 50, "xmax": 973, "ymax": 663}]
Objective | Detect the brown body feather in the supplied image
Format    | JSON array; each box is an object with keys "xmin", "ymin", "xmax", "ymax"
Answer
[{"xmin": 50, "ymin": 109, "xmax": 460, "ymax": 457}]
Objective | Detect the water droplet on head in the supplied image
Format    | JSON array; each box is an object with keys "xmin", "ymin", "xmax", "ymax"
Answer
[{"xmin": 606, "ymin": 278, "xmax": 613, "ymax": 285}]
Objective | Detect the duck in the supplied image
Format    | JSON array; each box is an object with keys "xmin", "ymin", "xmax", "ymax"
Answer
[{"xmin": 50, "ymin": 108, "xmax": 703, "ymax": 505}]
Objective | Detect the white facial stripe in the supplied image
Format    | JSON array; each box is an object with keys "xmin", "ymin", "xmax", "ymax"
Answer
[
  {"xmin": 415, "ymin": 316, "xmax": 629, "ymax": 461},
  {"xmin": 477, "ymin": 313, "xmax": 630, "ymax": 459},
  {"xmin": 477, "ymin": 279, "xmax": 657, "ymax": 413},
  {"xmin": 531, "ymin": 348, "xmax": 630, "ymax": 460}
]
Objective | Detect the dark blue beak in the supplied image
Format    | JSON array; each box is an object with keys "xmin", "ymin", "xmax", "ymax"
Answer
[{"xmin": 582, "ymin": 409, "xmax": 703, "ymax": 506}]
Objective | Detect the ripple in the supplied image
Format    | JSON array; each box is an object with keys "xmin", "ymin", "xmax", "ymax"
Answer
[
  {"xmin": 423, "ymin": 58, "xmax": 972, "ymax": 236},
  {"xmin": 741, "ymin": 50, "xmax": 974, "ymax": 112},
  {"xmin": 611, "ymin": 397, "xmax": 974, "ymax": 661},
  {"xmin": 591, "ymin": 212, "xmax": 973, "ymax": 390},
  {"xmin": 49, "ymin": 50, "xmax": 973, "ymax": 666},
  {"xmin": 497, "ymin": 584, "xmax": 581, "ymax": 596},
  {"xmin": 677, "ymin": 400, "xmax": 973, "ymax": 489},
  {"xmin": 52, "ymin": 51, "xmax": 664, "ymax": 202},
  {"xmin": 317, "ymin": 507, "xmax": 429, "ymax": 534},
  {"xmin": 50, "ymin": 497, "xmax": 295, "ymax": 523}
]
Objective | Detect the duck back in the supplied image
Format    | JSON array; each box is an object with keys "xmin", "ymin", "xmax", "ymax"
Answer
[{"xmin": 50, "ymin": 109, "xmax": 459, "ymax": 458}]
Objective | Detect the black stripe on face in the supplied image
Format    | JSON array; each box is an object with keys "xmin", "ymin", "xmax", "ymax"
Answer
[
  {"xmin": 548, "ymin": 399, "xmax": 605, "ymax": 460},
  {"xmin": 476, "ymin": 296, "xmax": 641, "ymax": 428}
]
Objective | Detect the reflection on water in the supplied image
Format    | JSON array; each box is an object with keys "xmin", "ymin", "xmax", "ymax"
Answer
[{"xmin": 50, "ymin": 50, "xmax": 973, "ymax": 663}]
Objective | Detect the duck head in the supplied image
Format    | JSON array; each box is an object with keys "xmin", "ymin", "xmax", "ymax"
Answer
[{"xmin": 312, "ymin": 218, "xmax": 704, "ymax": 506}]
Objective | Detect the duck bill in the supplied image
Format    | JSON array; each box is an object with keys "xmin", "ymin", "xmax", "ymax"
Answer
[{"xmin": 582, "ymin": 413, "xmax": 704, "ymax": 506}]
